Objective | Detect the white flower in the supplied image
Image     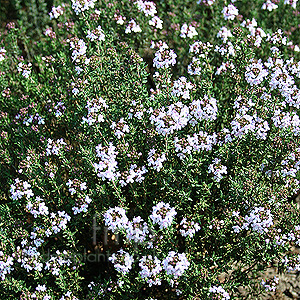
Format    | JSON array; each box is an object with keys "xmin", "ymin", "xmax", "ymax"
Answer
[
  {"xmin": 150, "ymin": 202, "xmax": 177, "ymax": 229},
  {"xmin": 109, "ymin": 249, "xmax": 134, "ymax": 274}
]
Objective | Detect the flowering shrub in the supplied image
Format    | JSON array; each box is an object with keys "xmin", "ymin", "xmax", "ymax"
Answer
[{"xmin": 1, "ymin": 0, "xmax": 300, "ymax": 299}]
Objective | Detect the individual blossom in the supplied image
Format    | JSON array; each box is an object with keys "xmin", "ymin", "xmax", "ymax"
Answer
[
  {"xmin": 114, "ymin": 14, "xmax": 126, "ymax": 25},
  {"xmin": 284, "ymin": 0, "xmax": 298, "ymax": 9},
  {"xmin": 139, "ymin": 255, "xmax": 163, "ymax": 286},
  {"xmin": 208, "ymin": 158, "xmax": 227, "ymax": 182},
  {"xmin": 179, "ymin": 218, "xmax": 201, "ymax": 238},
  {"xmin": 197, "ymin": 0, "xmax": 216, "ymax": 5},
  {"xmin": 109, "ymin": 249, "xmax": 134, "ymax": 274},
  {"xmin": 162, "ymin": 251, "xmax": 190, "ymax": 278},
  {"xmin": 126, "ymin": 216, "xmax": 149, "ymax": 243},
  {"xmin": 103, "ymin": 207, "xmax": 128, "ymax": 232},
  {"xmin": 60, "ymin": 291, "xmax": 79, "ymax": 300},
  {"xmin": 209, "ymin": 285, "xmax": 230, "ymax": 300},
  {"xmin": 125, "ymin": 19, "xmax": 142, "ymax": 34},
  {"xmin": 28, "ymin": 285, "xmax": 52, "ymax": 300},
  {"xmin": 150, "ymin": 202, "xmax": 177, "ymax": 229},
  {"xmin": 222, "ymin": 4, "xmax": 239, "ymax": 20},
  {"xmin": 180, "ymin": 23, "xmax": 198, "ymax": 39},
  {"xmin": 86, "ymin": 25, "xmax": 105, "ymax": 42}
]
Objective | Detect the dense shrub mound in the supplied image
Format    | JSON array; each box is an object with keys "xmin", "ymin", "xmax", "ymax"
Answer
[{"xmin": 1, "ymin": 0, "xmax": 300, "ymax": 299}]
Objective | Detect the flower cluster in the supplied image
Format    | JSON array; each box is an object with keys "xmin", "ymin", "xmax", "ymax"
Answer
[
  {"xmin": 150, "ymin": 202, "xmax": 177, "ymax": 229},
  {"xmin": 86, "ymin": 25, "xmax": 105, "ymax": 42},
  {"xmin": 108, "ymin": 249, "xmax": 134, "ymax": 274},
  {"xmin": 232, "ymin": 207, "xmax": 274, "ymax": 235},
  {"xmin": 71, "ymin": 0, "xmax": 96, "ymax": 15},
  {"xmin": 180, "ymin": 23, "xmax": 198, "ymax": 39},
  {"xmin": 10, "ymin": 178, "xmax": 34, "ymax": 200},
  {"xmin": 26, "ymin": 196, "xmax": 49, "ymax": 218},
  {"xmin": 17, "ymin": 62, "xmax": 32, "ymax": 78},
  {"xmin": 147, "ymin": 148, "xmax": 166, "ymax": 172},
  {"xmin": 162, "ymin": 251, "xmax": 190, "ymax": 278},
  {"xmin": 46, "ymin": 138, "xmax": 67, "ymax": 156},
  {"xmin": 171, "ymin": 76, "xmax": 194, "ymax": 100},
  {"xmin": 49, "ymin": 5, "xmax": 65, "ymax": 19},
  {"xmin": 103, "ymin": 207, "xmax": 128, "ymax": 232},
  {"xmin": 209, "ymin": 285, "xmax": 230, "ymax": 299},
  {"xmin": 82, "ymin": 97, "xmax": 108, "ymax": 125},
  {"xmin": 179, "ymin": 218, "xmax": 201, "ymax": 238},
  {"xmin": 93, "ymin": 143, "xmax": 120, "ymax": 181},
  {"xmin": 153, "ymin": 45, "xmax": 177, "ymax": 69},
  {"xmin": 208, "ymin": 158, "xmax": 227, "ymax": 182},
  {"xmin": 222, "ymin": 4, "xmax": 239, "ymax": 21},
  {"xmin": 139, "ymin": 255, "xmax": 162, "ymax": 286}
]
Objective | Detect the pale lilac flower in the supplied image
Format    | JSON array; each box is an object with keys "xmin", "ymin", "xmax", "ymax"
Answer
[
  {"xmin": 262, "ymin": 0, "xmax": 278, "ymax": 11},
  {"xmin": 0, "ymin": 48, "xmax": 6, "ymax": 62},
  {"xmin": 217, "ymin": 27, "xmax": 232, "ymax": 42},
  {"xmin": 71, "ymin": 0, "xmax": 96, "ymax": 15},
  {"xmin": 26, "ymin": 197, "xmax": 49, "ymax": 218},
  {"xmin": 49, "ymin": 5, "xmax": 65, "ymax": 19},
  {"xmin": 17, "ymin": 62, "xmax": 32, "ymax": 78},
  {"xmin": 147, "ymin": 148, "xmax": 166, "ymax": 172},
  {"xmin": 126, "ymin": 216, "xmax": 149, "ymax": 243},
  {"xmin": 150, "ymin": 202, "xmax": 177, "ymax": 229},
  {"xmin": 245, "ymin": 59, "xmax": 268, "ymax": 86},
  {"xmin": 135, "ymin": 0, "xmax": 157, "ymax": 16},
  {"xmin": 139, "ymin": 255, "xmax": 162, "ymax": 286},
  {"xmin": 222, "ymin": 4, "xmax": 239, "ymax": 21},
  {"xmin": 153, "ymin": 47, "xmax": 177, "ymax": 69},
  {"xmin": 209, "ymin": 285, "xmax": 230, "ymax": 299},
  {"xmin": 109, "ymin": 249, "xmax": 134, "ymax": 274},
  {"xmin": 171, "ymin": 76, "xmax": 194, "ymax": 99},
  {"xmin": 261, "ymin": 276, "xmax": 279, "ymax": 292},
  {"xmin": 180, "ymin": 218, "xmax": 201, "ymax": 238},
  {"xmin": 86, "ymin": 25, "xmax": 105, "ymax": 42},
  {"xmin": 125, "ymin": 19, "xmax": 142, "ymax": 34},
  {"xmin": 208, "ymin": 158, "xmax": 227, "ymax": 182},
  {"xmin": 149, "ymin": 16, "xmax": 163, "ymax": 29},
  {"xmin": 180, "ymin": 23, "xmax": 198, "ymax": 39},
  {"xmin": 93, "ymin": 143, "xmax": 120, "ymax": 181},
  {"xmin": 162, "ymin": 251, "xmax": 190, "ymax": 278},
  {"xmin": 103, "ymin": 207, "xmax": 128, "ymax": 232}
]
